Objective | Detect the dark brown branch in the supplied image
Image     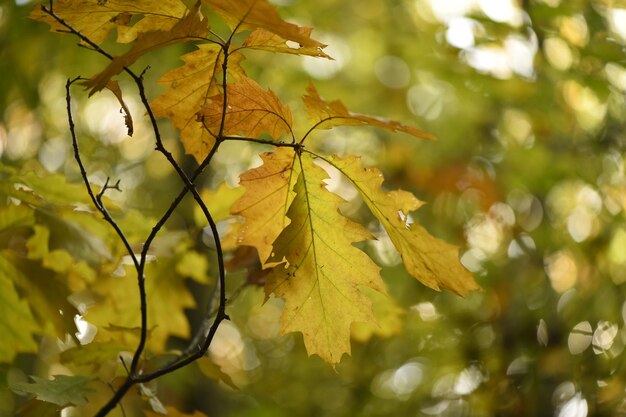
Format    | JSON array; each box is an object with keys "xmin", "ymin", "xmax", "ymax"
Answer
[
  {"xmin": 222, "ymin": 135, "xmax": 303, "ymax": 149},
  {"xmin": 47, "ymin": 7, "xmax": 229, "ymax": 416}
]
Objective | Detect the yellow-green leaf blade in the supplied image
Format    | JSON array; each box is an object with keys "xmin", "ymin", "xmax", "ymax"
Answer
[
  {"xmin": 85, "ymin": 238, "xmax": 202, "ymax": 351},
  {"xmin": 0, "ymin": 256, "xmax": 40, "ymax": 363},
  {"xmin": 11, "ymin": 375, "xmax": 95, "ymax": 407},
  {"xmin": 325, "ymin": 155, "xmax": 479, "ymax": 296},
  {"xmin": 266, "ymin": 153, "xmax": 385, "ymax": 365}
]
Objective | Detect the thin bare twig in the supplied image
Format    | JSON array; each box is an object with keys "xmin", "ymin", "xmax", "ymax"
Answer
[{"xmin": 65, "ymin": 78, "xmax": 139, "ymax": 271}]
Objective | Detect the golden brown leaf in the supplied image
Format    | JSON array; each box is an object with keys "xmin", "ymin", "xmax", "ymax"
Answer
[
  {"xmin": 324, "ymin": 155, "xmax": 479, "ymax": 296},
  {"xmin": 82, "ymin": 4, "xmax": 208, "ymax": 96},
  {"xmin": 151, "ymin": 45, "xmax": 246, "ymax": 162},
  {"xmin": 198, "ymin": 76, "xmax": 294, "ymax": 140},
  {"xmin": 202, "ymin": 0, "xmax": 325, "ymax": 50},
  {"xmin": 241, "ymin": 28, "xmax": 331, "ymax": 59},
  {"xmin": 266, "ymin": 153, "xmax": 386, "ymax": 365},
  {"xmin": 229, "ymin": 147, "xmax": 299, "ymax": 266},
  {"xmin": 303, "ymin": 83, "xmax": 436, "ymax": 141},
  {"xmin": 29, "ymin": 0, "xmax": 188, "ymax": 45}
]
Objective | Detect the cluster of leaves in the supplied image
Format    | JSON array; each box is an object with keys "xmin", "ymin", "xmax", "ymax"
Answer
[{"xmin": 3, "ymin": 0, "xmax": 477, "ymax": 415}]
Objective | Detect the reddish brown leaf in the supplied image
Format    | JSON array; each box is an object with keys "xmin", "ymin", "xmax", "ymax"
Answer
[
  {"xmin": 303, "ymin": 83, "xmax": 437, "ymax": 141},
  {"xmin": 198, "ymin": 76, "xmax": 293, "ymax": 140},
  {"xmin": 202, "ymin": 0, "xmax": 325, "ymax": 50},
  {"xmin": 151, "ymin": 45, "xmax": 246, "ymax": 162}
]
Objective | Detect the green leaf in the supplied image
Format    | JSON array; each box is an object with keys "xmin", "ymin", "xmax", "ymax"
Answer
[
  {"xmin": 60, "ymin": 342, "xmax": 129, "ymax": 373},
  {"xmin": 26, "ymin": 225, "xmax": 50, "ymax": 260},
  {"xmin": 0, "ymin": 253, "xmax": 79, "ymax": 339},
  {"xmin": 11, "ymin": 375, "xmax": 95, "ymax": 407},
  {"xmin": 0, "ymin": 257, "xmax": 40, "ymax": 363},
  {"xmin": 4, "ymin": 171, "xmax": 92, "ymax": 207},
  {"xmin": 86, "ymin": 237, "xmax": 204, "ymax": 351},
  {"xmin": 16, "ymin": 400, "xmax": 60, "ymax": 417},
  {"xmin": 0, "ymin": 203, "xmax": 34, "ymax": 231}
]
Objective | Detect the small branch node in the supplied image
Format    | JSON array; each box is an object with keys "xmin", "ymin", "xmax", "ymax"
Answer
[
  {"xmin": 119, "ymin": 356, "xmax": 130, "ymax": 376},
  {"xmin": 140, "ymin": 66, "xmax": 151, "ymax": 79}
]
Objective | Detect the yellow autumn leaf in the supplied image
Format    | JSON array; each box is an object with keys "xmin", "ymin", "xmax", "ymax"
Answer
[
  {"xmin": 266, "ymin": 152, "xmax": 386, "ymax": 365},
  {"xmin": 29, "ymin": 0, "xmax": 188, "ymax": 45},
  {"xmin": 241, "ymin": 28, "xmax": 331, "ymax": 59},
  {"xmin": 229, "ymin": 147, "xmax": 299, "ymax": 266},
  {"xmin": 151, "ymin": 45, "xmax": 246, "ymax": 162},
  {"xmin": 1, "ymin": 252, "xmax": 79, "ymax": 339},
  {"xmin": 86, "ymin": 242, "xmax": 200, "ymax": 351},
  {"xmin": 198, "ymin": 76, "xmax": 294, "ymax": 140},
  {"xmin": 0, "ymin": 255, "xmax": 40, "ymax": 362},
  {"xmin": 324, "ymin": 155, "xmax": 479, "ymax": 296},
  {"xmin": 351, "ymin": 286, "xmax": 405, "ymax": 343},
  {"xmin": 193, "ymin": 182, "xmax": 245, "ymax": 227},
  {"xmin": 82, "ymin": 3, "xmax": 208, "ymax": 96},
  {"xmin": 302, "ymin": 83, "xmax": 437, "ymax": 141},
  {"xmin": 202, "ymin": 0, "xmax": 325, "ymax": 50}
]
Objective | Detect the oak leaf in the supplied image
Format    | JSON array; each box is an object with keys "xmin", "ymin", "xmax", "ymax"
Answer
[
  {"xmin": 82, "ymin": 3, "xmax": 208, "ymax": 95},
  {"xmin": 303, "ymin": 83, "xmax": 436, "ymax": 141},
  {"xmin": 151, "ymin": 45, "xmax": 245, "ymax": 162},
  {"xmin": 11, "ymin": 375, "xmax": 95, "ymax": 407},
  {"xmin": 0, "ymin": 255, "xmax": 40, "ymax": 362},
  {"xmin": 229, "ymin": 147, "xmax": 299, "ymax": 266},
  {"xmin": 86, "ymin": 239, "xmax": 204, "ymax": 351},
  {"xmin": 266, "ymin": 152, "xmax": 386, "ymax": 365},
  {"xmin": 203, "ymin": 0, "xmax": 325, "ymax": 50},
  {"xmin": 29, "ymin": 0, "xmax": 188, "ymax": 45},
  {"xmin": 198, "ymin": 76, "xmax": 294, "ymax": 140},
  {"xmin": 324, "ymin": 155, "xmax": 479, "ymax": 296},
  {"xmin": 241, "ymin": 28, "xmax": 331, "ymax": 59},
  {"xmin": 0, "ymin": 251, "xmax": 79, "ymax": 341}
]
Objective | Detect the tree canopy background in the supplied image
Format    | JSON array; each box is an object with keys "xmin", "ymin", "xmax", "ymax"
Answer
[{"xmin": 2, "ymin": 0, "xmax": 626, "ymax": 416}]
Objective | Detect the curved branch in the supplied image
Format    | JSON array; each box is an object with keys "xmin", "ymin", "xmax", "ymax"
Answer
[{"xmin": 66, "ymin": 78, "xmax": 139, "ymax": 270}]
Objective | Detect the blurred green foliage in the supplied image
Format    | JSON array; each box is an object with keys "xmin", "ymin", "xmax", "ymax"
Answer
[{"xmin": 2, "ymin": 0, "xmax": 626, "ymax": 416}]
